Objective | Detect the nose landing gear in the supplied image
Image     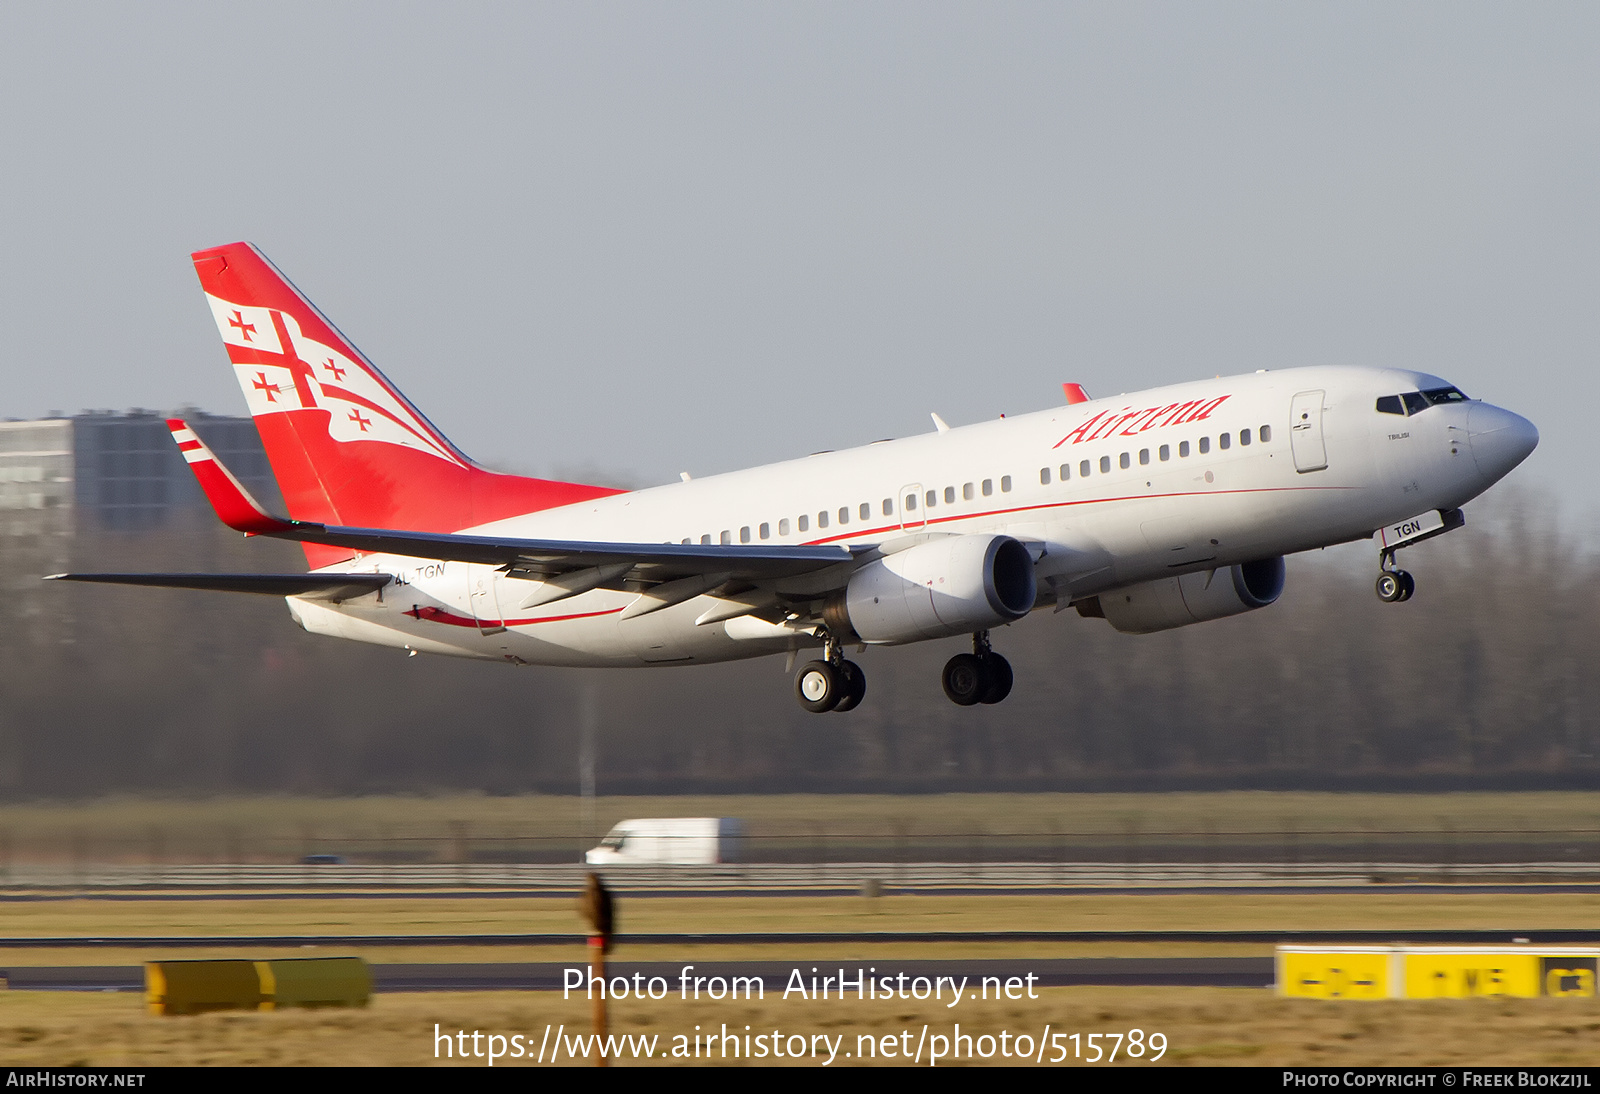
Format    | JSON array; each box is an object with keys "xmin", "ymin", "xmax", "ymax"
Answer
[
  {"xmin": 942, "ymin": 631, "xmax": 1014, "ymax": 706},
  {"xmin": 1375, "ymin": 548, "xmax": 1415, "ymax": 603}
]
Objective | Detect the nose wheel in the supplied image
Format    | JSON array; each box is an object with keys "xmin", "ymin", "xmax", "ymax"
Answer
[
  {"xmin": 1376, "ymin": 569, "xmax": 1414, "ymax": 603},
  {"xmin": 942, "ymin": 632, "xmax": 1014, "ymax": 706},
  {"xmin": 1375, "ymin": 548, "xmax": 1415, "ymax": 603}
]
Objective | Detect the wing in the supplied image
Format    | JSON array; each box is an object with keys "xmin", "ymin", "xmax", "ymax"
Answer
[{"xmin": 165, "ymin": 418, "xmax": 859, "ymax": 580}]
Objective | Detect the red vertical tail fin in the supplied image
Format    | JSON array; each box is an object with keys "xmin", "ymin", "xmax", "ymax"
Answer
[{"xmin": 192, "ymin": 243, "xmax": 622, "ymax": 566}]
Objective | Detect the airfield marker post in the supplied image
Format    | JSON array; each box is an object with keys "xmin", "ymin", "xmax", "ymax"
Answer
[{"xmin": 578, "ymin": 872, "xmax": 615, "ymax": 1067}]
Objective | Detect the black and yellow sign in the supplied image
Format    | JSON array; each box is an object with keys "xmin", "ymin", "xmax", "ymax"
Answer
[{"xmin": 1279, "ymin": 947, "xmax": 1600, "ymax": 1000}]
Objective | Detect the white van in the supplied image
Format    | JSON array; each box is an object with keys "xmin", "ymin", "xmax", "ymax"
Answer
[{"xmin": 584, "ymin": 818, "xmax": 744, "ymax": 865}]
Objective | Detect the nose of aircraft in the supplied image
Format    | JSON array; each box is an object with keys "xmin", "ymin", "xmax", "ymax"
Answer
[{"xmin": 1466, "ymin": 402, "xmax": 1539, "ymax": 483}]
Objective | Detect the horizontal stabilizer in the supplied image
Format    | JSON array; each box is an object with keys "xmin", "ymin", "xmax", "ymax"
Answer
[{"xmin": 45, "ymin": 572, "xmax": 392, "ymax": 602}]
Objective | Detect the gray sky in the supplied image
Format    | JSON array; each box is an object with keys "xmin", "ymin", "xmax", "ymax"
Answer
[{"xmin": 2, "ymin": 3, "xmax": 1594, "ymax": 512}]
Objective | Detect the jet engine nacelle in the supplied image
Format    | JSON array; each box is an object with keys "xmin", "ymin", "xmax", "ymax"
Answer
[
  {"xmin": 825, "ymin": 534, "xmax": 1038, "ymax": 644},
  {"xmin": 1093, "ymin": 557, "xmax": 1286, "ymax": 635}
]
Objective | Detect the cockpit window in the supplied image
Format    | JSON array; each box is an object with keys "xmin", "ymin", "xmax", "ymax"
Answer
[
  {"xmin": 1421, "ymin": 386, "xmax": 1468, "ymax": 405},
  {"xmin": 1377, "ymin": 386, "xmax": 1470, "ymax": 417}
]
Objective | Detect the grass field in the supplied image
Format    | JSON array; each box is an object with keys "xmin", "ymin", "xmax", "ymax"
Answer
[
  {"xmin": 4, "ymin": 799, "xmax": 1600, "ymax": 1067},
  {"xmin": 4, "ymin": 986, "xmax": 1600, "ymax": 1067},
  {"xmin": 6, "ymin": 891, "xmax": 1600, "ymax": 941}
]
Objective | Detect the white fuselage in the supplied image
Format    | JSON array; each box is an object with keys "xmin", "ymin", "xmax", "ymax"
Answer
[{"xmin": 286, "ymin": 365, "xmax": 1529, "ymax": 666}]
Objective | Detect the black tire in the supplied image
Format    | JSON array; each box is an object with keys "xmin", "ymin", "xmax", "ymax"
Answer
[
  {"xmin": 832, "ymin": 660, "xmax": 867, "ymax": 713},
  {"xmin": 979, "ymin": 653, "xmax": 1013, "ymax": 705},
  {"xmin": 1375, "ymin": 572, "xmax": 1403, "ymax": 603},
  {"xmin": 1396, "ymin": 570, "xmax": 1415, "ymax": 602},
  {"xmin": 795, "ymin": 660, "xmax": 841, "ymax": 713},
  {"xmin": 942, "ymin": 653, "xmax": 990, "ymax": 707}
]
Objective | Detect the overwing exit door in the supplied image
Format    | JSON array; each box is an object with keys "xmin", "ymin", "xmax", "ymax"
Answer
[
  {"xmin": 467, "ymin": 564, "xmax": 507, "ymax": 635},
  {"xmin": 898, "ymin": 483, "xmax": 926, "ymax": 530}
]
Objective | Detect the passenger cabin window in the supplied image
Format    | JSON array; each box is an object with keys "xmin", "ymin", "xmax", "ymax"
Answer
[
  {"xmin": 1260, "ymin": 424, "xmax": 1272, "ymax": 442},
  {"xmin": 1080, "ymin": 460, "xmax": 1091, "ymax": 477},
  {"xmin": 904, "ymin": 494, "xmax": 917, "ymax": 511},
  {"xmin": 944, "ymin": 486, "xmax": 955, "ymax": 504},
  {"xmin": 759, "ymin": 522, "xmax": 770, "ymax": 539},
  {"xmin": 882, "ymin": 498, "xmax": 894, "ymax": 515},
  {"xmin": 982, "ymin": 479, "xmax": 993, "ymax": 496},
  {"xmin": 1159, "ymin": 444, "xmax": 1170, "ymax": 461},
  {"xmin": 1059, "ymin": 463, "xmax": 1071, "ymax": 481},
  {"xmin": 1199, "ymin": 437, "xmax": 1211, "ymax": 454},
  {"xmin": 963, "ymin": 483, "xmax": 975, "ymax": 500},
  {"xmin": 817, "ymin": 511, "xmax": 829, "ymax": 529},
  {"xmin": 779, "ymin": 518, "xmax": 790, "ymax": 535},
  {"xmin": 1219, "ymin": 433, "xmax": 1231, "ymax": 450},
  {"xmin": 700, "ymin": 534, "xmax": 711, "ymax": 545},
  {"xmin": 1000, "ymin": 475, "xmax": 1012, "ymax": 492},
  {"xmin": 860, "ymin": 503, "xmax": 871, "ymax": 520},
  {"xmin": 837, "ymin": 507, "xmax": 849, "ymax": 525},
  {"xmin": 1139, "ymin": 449, "xmax": 1150, "ymax": 465},
  {"xmin": 1099, "ymin": 455, "xmax": 1111, "ymax": 474},
  {"xmin": 720, "ymin": 530, "xmax": 731, "ymax": 545},
  {"xmin": 1040, "ymin": 467, "xmax": 1051, "ymax": 485},
  {"xmin": 1240, "ymin": 428, "xmax": 1252, "ymax": 446},
  {"xmin": 798, "ymin": 515, "xmax": 809, "ymax": 532},
  {"xmin": 740, "ymin": 526, "xmax": 751, "ymax": 543},
  {"xmin": 1179, "ymin": 441, "xmax": 1190, "ymax": 457},
  {"xmin": 1119, "ymin": 452, "xmax": 1130, "ymax": 469},
  {"xmin": 925, "ymin": 490, "xmax": 937, "ymax": 507}
]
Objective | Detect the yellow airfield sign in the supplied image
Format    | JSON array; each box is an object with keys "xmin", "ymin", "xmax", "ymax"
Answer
[{"xmin": 1277, "ymin": 947, "xmax": 1599, "ymax": 1000}]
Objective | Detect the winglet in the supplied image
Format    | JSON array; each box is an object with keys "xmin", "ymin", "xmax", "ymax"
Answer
[
  {"xmin": 167, "ymin": 419, "xmax": 295, "ymax": 534},
  {"xmin": 1062, "ymin": 383, "xmax": 1090, "ymax": 405}
]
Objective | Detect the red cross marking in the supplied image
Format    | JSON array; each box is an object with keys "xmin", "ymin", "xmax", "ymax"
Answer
[
  {"xmin": 349, "ymin": 409, "xmax": 372, "ymax": 432},
  {"xmin": 228, "ymin": 310, "xmax": 256, "ymax": 341},
  {"xmin": 322, "ymin": 358, "xmax": 347, "ymax": 381},
  {"xmin": 252, "ymin": 373, "xmax": 282, "ymax": 402}
]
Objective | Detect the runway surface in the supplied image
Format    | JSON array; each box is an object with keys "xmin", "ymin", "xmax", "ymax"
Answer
[
  {"xmin": 0, "ymin": 958, "xmax": 1274, "ymax": 993},
  {"xmin": 2, "ymin": 883, "xmax": 1598, "ymax": 902}
]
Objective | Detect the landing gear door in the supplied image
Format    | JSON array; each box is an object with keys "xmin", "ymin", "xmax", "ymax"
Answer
[
  {"xmin": 1290, "ymin": 390, "xmax": 1328, "ymax": 473},
  {"xmin": 467, "ymin": 564, "xmax": 507, "ymax": 635}
]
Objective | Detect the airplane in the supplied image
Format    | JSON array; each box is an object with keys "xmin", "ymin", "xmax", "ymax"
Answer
[{"xmin": 50, "ymin": 242, "xmax": 1540, "ymax": 714}]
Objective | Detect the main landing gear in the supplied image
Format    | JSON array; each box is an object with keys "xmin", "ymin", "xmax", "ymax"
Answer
[
  {"xmin": 793, "ymin": 630, "xmax": 1016, "ymax": 713},
  {"xmin": 1375, "ymin": 548, "xmax": 1415, "ymax": 604},
  {"xmin": 941, "ymin": 631, "xmax": 1013, "ymax": 707},
  {"xmin": 794, "ymin": 632, "xmax": 866, "ymax": 714}
]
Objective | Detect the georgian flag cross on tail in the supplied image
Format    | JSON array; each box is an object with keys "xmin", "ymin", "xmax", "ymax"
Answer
[
  {"xmin": 46, "ymin": 241, "xmax": 1539, "ymax": 716},
  {"xmin": 202, "ymin": 288, "xmax": 459, "ymax": 461}
]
